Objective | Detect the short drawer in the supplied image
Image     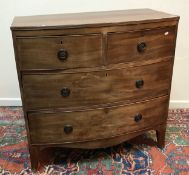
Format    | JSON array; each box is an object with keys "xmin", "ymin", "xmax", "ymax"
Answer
[
  {"xmin": 107, "ymin": 27, "xmax": 176, "ymax": 65},
  {"xmin": 16, "ymin": 34, "xmax": 103, "ymax": 70},
  {"xmin": 28, "ymin": 96, "xmax": 169, "ymax": 144},
  {"xmin": 22, "ymin": 61, "xmax": 172, "ymax": 110}
]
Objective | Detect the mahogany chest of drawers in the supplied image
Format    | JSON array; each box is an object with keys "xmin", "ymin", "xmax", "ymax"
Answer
[{"xmin": 11, "ymin": 9, "xmax": 179, "ymax": 170}]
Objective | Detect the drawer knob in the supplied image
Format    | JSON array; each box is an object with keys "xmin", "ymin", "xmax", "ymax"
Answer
[
  {"xmin": 64, "ymin": 125, "xmax": 73, "ymax": 134},
  {"xmin": 136, "ymin": 79, "xmax": 144, "ymax": 89},
  {"xmin": 61, "ymin": 87, "xmax": 70, "ymax": 97},
  {"xmin": 137, "ymin": 42, "xmax": 147, "ymax": 53},
  {"xmin": 134, "ymin": 114, "xmax": 143, "ymax": 122},
  {"xmin": 58, "ymin": 49, "xmax": 68, "ymax": 61}
]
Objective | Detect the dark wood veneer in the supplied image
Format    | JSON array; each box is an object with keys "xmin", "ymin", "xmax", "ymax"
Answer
[
  {"xmin": 17, "ymin": 34, "xmax": 103, "ymax": 70},
  {"xmin": 11, "ymin": 9, "xmax": 179, "ymax": 171},
  {"xmin": 28, "ymin": 96, "xmax": 168, "ymax": 144},
  {"xmin": 107, "ymin": 27, "xmax": 176, "ymax": 65},
  {"xmin": 22, "ymin": 61, "xmax": 171, "ymax": 110}
]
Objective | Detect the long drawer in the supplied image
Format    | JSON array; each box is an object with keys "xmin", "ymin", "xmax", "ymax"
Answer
[
  {"xmin": 16, "ymin": 34, "xmax": 103, "ymax": 70},
  {"xmin": 107, "ymin": 27, "xmax": 176, "ymax": 65},
  {"xmin": 22, "ymin": 61, "xmax": 172, "ymax": 110},
  {"xmin": 28, "ymin": 96, "xmax": 169, "ymax": 144}
]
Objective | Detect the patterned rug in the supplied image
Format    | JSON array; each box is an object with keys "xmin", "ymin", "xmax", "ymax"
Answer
[{"xmin": 0, "ymin": 107, "xmax": 188, "ymax": 175}]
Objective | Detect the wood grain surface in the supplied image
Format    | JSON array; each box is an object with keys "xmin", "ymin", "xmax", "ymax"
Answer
[
  {"xmin": 22, "ymin": 61, "xmax": 172, "ymax": 110},
  {"xmin": 11, "ymin": 9, "xmax": 179, "ymax": 30},
  {"xmin": 28, "ymin": 96, "xmax": 169, "ymax": 144},
  {"xmin": 107, "ymin": 27, "xmax": 176, "ymax": 65},
  {"xmin": 17, "ymin": 34, "xmax": 103, "ymax": 70}
]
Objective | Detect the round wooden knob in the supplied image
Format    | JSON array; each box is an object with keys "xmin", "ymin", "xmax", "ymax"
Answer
[
  {"xmin": 137, "ymin": 42, "xmax": 147, "ymax": 53},
  {"xmin": 136, "ymin": 79, "xmax": 144, "ymax": 89},
  {"xmin": 57, "ymin": 49, "xmax": 68, "ymax": 61},
  {"xmin": 61, "ymin": 87, "xmax": 70, "ymax": 97},
  {"xmin": 64, "ymin": 125, "xmax": 73, "ymax": 134},
  {"xmin": 134, "ymin": 114, "xmax": 143, "ymax": 122}
]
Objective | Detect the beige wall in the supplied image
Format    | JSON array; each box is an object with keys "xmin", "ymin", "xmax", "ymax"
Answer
[{"xmin": 0, "ymin": 0, "xmax": 188, "ymax": 107}]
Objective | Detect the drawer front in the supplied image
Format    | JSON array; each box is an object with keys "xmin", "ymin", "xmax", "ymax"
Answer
[
  {"xmin": 107, "ymin": 27, "xmax": 176, "ymax": 65},
  {"xmin": 22, "ymin": 61, "xmax": 172, "ymax": 110},
  {"xmin": 28, "ymin": 96, "xmax": 169, "ymax": 144},
  {"xmin": 17, "ymin": 34, "xmax": 103, "ymax": 70}
]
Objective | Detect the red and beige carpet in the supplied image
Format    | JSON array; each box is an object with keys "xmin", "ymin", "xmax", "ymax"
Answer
[{"xmin": 0, "ymin": 107, "xmax": 188, "ymax": 175}]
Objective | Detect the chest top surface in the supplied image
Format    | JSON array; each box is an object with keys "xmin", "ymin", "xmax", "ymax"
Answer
[{"xmin": 11, "ymin": 9, "xmax": 179, "ymax": 30}]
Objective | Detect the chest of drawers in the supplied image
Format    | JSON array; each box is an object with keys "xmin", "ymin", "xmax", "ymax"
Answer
[{"xmin": 11, "ymin": 9, "xmax": 179, "ymax": 171}]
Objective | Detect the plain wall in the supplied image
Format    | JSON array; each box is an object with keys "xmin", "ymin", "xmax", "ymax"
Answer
[{"xmin": 0, "ymin": 0, "xmax": 189, "ymax": 107}]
